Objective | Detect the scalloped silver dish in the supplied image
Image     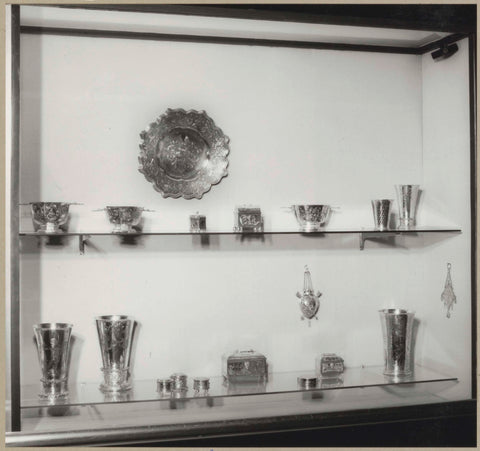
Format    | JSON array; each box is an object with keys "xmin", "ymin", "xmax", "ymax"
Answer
[{"xmin": 138, "ymin": 108, "xmax": 230, "ymax": 200}]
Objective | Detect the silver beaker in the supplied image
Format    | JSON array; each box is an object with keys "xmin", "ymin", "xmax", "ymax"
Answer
[
  {"xmin": 33, "ymin": 322, "xmax": 73, "ymax": 399},
  {"xmin": 96, "ymin": 315, "xmax": 134, "ymax": 392},
  {"xmin": 379, "ymin": 309, "xmax": 415, "ymax": 377},
  {"xmin": 395, "ymin": 185, "xmax": 420, "ymax": 229},
  {"xmin": 371, "ymin": 199, "xmax": 393, "ymax": 230}
]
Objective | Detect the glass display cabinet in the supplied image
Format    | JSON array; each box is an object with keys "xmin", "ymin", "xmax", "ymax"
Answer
[{"xmin": 5, "ymin": 4, "xmax": 477, "ymax": 447}]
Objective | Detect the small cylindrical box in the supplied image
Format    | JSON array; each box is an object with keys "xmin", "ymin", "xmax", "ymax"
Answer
[
  {"xmin": 170, "ymin": 372, "xmax": 188, "ymax": 390},
  {"xmin": 297, "ymin": 376, "xmax": 318, "ymax": 389},
  {"xmin": 171, "ymin": 388, "xmax": 188, "ymax": 399},
  {"xmin": 193, "ymin": 377, "xmax": 210, "ymax": 395},
  {"xmin": 156, "ymin": 378, "xmax": 172, "ymax": 395}
]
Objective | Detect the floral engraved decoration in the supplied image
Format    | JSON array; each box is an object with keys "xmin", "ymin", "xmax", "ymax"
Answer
[
  {"xmin": 441, "ymin": 263, "xmax": 457, "ymax": 318},
  {"xmin": 44, "ymin": 335, "xmax": 63, "ymax": 379},
  {"xmin": 31, "ymin": 202, "xmax": 70, "ymax": 232},
  {"xmin": 101, "ymin": 321, "xmax": 131, "ymax": 368},
  {"xmin": 138, "ymin": 108, "xmax": 230, "ymax": 199}
]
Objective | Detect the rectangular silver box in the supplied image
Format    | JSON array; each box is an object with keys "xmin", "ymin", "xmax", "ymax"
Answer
[
  {"xmin": 223, "ymin": 349, "xmax": 268, "ymax": 383},
  {"xmin": 234, "ymin": 206, "xmax": 264, "ymax": 232},
  {"xmin": 316, "ymin": 353, "xmax": 344, "ymax": 378}
]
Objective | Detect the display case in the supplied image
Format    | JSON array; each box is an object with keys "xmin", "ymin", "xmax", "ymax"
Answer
[{"xmin": 5, "ymin": 4, "xmax": 477, "ymax": 447}]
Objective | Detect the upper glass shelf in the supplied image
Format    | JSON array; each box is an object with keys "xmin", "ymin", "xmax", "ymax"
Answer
[
  {"xmin": 21, "ymin": 365, "xmax": 457, "ymax": 409},
  {"xmin": 19, "ymin": 226, "xmax": 462, "ymax": 237}
]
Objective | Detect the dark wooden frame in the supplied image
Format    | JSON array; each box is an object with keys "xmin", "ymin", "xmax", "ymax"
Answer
[
  {"xmin": 9, "ymin": 4, "xmax": 21, "ymax": 434},
  {"xmin": 7, "ymin": 4, "xmax": 477, "ymax": 445},
  {"xmin": 60, "ymin": 4, "xmax": 477, "ymax": 34}
]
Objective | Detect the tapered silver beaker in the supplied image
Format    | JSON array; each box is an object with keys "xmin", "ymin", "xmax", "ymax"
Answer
[
  {"xmin": 371, "ymin": 199, "xmax": 393, "ymax": 230},
  {"xmin": 33, "ymin": 322, "xmax": 73, "ymax": 399},
  {"xmin": 395, "ymin": 185, "xmax": 420, "ymax": 229},
  {"xmin": 96, "ymin": 315, "xmax": 134, "ymax": 392},
  {"xmin": 379, "ymin": 309, "xmax": 415, "ymax": 377}
]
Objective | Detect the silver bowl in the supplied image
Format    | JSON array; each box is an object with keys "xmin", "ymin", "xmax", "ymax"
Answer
[
  {"xmin": 291, "ymin": 205, "xmax": 332, "ymax": 231},
  {"xmin": 105, "ymin": 206, "xmax": 145, "ymax": 233},
  {"xmin": 30, "ymin": 202, "xmax": 72, "ymax": 233}
]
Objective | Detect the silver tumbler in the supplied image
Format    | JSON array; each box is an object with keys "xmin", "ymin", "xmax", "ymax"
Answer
[
  {"xmin": 33, "ymin": 322, "xmax": 73, "ymax": 399},
  {"xmin": 395, "ymin": 185, "xmax": 420, "ymax": 229},
  {"xmin": 379, "ymin": 309, "xmax": 415, "ymax": 377},
  {"xmin": 96, "ymin": 315, "xmax": 134, "ymax": 392},
  {"xmin": 371, "ymin": 199, "xmax": 393, "ymax": 230}
]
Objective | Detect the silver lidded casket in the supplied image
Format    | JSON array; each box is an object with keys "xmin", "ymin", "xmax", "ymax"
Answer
[{"xmin": 223, "ymin": 349, "xmax": 268, "ymax": 383}]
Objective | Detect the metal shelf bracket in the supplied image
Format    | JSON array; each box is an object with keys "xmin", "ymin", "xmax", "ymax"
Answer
[
  {"xmin": 359, "ymin": 231, "xmax": 400, "ymax": 250},
  {"xmin": 79, "ymin": 234, "xmax": 90, "ymax": 254}
]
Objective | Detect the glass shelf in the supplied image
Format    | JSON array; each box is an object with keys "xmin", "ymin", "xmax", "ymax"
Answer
[
  {"xmin": 21, "ymin": 365, "xmax": 457, "ymax": 409},
  {"xmin": 18, "ymin": 227, "xmax": 462, "ymax": 252},
  {"xmin": 19, "ymin": 226, "xmax": 462, "ymax": 237}
]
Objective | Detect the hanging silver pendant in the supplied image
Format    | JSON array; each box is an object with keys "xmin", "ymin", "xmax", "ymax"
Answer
[
  {"xmin": 441, "ymin": 263, "xmax": 457, "ymax": 318},
  {"xmin": 296, "ymin": 265, "xmax": 322, "ymax": 326}
]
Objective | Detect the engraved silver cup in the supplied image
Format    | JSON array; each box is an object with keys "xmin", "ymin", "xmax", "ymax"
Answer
[
  {"xmin": 379, "ymin": 309, "xmax": 415, "ymax": 377},
  {"xmin": 30, "ymin": 202, "xmax": 71, "ymax": 233},
  {"xmin": 96, "ymin": 315, "xmax": 134, "ymax": 392},
  {"xmin": 33, "ymin": 323, "xmax": 73, "ymax": 399},
  {"xmin": 395, "ymin": 185, "xmax": 420, "ymax": 229},
  {"xmin": 371, "ymin": 199, "xmax": 393, "ymax": 230},
  {"xmin": 291, "ymin": 205, "xmax": 332, "ymax": 232}
]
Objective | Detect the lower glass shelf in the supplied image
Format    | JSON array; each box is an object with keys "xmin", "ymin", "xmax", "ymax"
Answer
[{"xmin": 21, "ymin": 365, "xmax": 457, "ymax": 409}]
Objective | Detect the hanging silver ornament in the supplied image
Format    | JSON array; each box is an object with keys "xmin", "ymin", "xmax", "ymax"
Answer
[
  {"xmin": 441, "ymin": 263, "xmax": 457, "ymax": 318},
  {"xmin": 296, "ymin": 265, "xmax": 322, "ymax": 326}
]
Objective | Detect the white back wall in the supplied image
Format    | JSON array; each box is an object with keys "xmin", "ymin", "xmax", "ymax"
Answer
[
  {"xmin": 17, "ymin": 29, "xmax": 471, "ymax": 401},
  {"xmin": 420, "ymin": 38, "xmax": 472, "ymax": 399}
]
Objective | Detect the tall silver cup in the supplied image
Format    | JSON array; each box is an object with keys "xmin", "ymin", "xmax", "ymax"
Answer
[
  {"xmin": 371, "ymin": 199, "xmax": 393, "ymax": 230},
  {"xmin": 395, "ymin": 185, "xmax": 420, "ymax": 229},
  {"xmin": 96, "ymin": 315, "xmax": 134, "ymax": 392},
  {"xmin": 33, "ymin": 322, "xmax": 73, "ymax": 399},
  {"xmin": 379, "ymin": 309, "xmax": 415, "ymax": 377}
]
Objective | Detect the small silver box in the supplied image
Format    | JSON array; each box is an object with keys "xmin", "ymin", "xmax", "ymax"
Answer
[
  {"xmin": 234, "ymin": 206, "xmax": 263, "ymax": 233},
  {"xmin": 316, "ymin": 353, "xmax": 344, "ymax": 378},
  {"xmin": 190, "ymin": 213, "xmax": 206, "ymax": 232},
  {"xmin": 223, "ymin": 349, "xmax": 268, "ymax": 383}
]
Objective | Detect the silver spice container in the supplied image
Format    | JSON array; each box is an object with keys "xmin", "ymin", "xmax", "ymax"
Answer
[
  {"xmin": 190, "ymin": 213, "xmax": 206, "ymax": 233},
  {"xmin": 171, "ymin": 389, "xmax": 188, "ymax": 399},
  {"xmin": 156, "ymin": 378, "xmax": 173, "ymax": 396},
  {"xmin": 193, "ymin": 377, "xmax": 210, "ymax": 396},
  {"xmin": 297, "ymin": 376, "xmax": 318, "ymax": 389},
  {"xmin": 170, "ymin": 372, "xmax": 188, "ymax": 390}
]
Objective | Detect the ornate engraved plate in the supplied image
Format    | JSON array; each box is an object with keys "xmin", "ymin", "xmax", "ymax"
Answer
[{"xmin": 138, "ymin": 108, "xmax": 230, "ymax": 199}]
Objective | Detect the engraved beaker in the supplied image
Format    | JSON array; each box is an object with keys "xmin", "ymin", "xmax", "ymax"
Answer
[
  {"xmin": 379, "ymin": 309, "xmax": 415, "ymax": 377},
  {"xmin": 96, "ymin": 315, "xmax": 134, "ymax": 392},
  {"xmin": 395, "ymin": 185, "xmax": 420, "ymax": 229},
  {"xmin": 33, "ymin": 322, "xmax": 73, "ymax": 399},
  {"xmin": 371, "ymin": 199, "xmax": 393, "ymax": 230}
]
